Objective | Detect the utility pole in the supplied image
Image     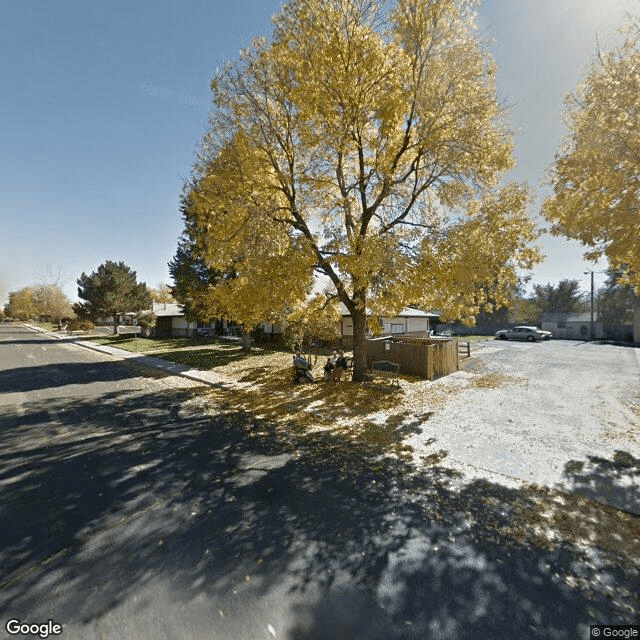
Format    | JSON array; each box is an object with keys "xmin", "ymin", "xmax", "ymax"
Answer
[
  {"xmin": 584, "ymin": 270, "xmax": 595, "ymax": 340},
  {"xmin": 590, "ymin": 270, "xmax": 594, "ymax": 341}
]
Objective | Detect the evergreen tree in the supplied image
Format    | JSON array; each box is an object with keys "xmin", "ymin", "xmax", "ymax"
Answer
[
  {"xmin": 596, "ymin": 269, "xmax": 639, "ymax": 325},
  {"xmin": 168, "ymin": 237, "xmax": 226, "ymax": 324},
  {"xmin": 530, "ymin": 279, "xmax": 588, "ymax": 316},
  {"xmin": 75, "ymin": 261, "xmax": 151, "ymax": 335}
]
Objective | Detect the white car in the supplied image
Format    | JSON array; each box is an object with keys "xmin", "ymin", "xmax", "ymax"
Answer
[{"xmin": 495, "ymin": 326, "xmax": 549, "ymax": 342}]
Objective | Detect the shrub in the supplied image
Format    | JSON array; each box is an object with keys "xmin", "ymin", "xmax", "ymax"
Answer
[{"xmin": 66, "ymin": 319, "xmax": 95, "ymax": 332}]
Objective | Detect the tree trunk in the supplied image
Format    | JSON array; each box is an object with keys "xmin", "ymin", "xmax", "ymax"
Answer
[
  {"xmin": 241, "ymin": 328, "xmax": 252, "ymax": 352},
  {"xmin": 351, "ymin": 305, "xmax": 368, "ymax": 383}
]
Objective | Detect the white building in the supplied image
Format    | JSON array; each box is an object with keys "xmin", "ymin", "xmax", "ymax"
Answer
[{"xmin": 541, "ymin": 312, "xmax": 604, "ymax": 340}]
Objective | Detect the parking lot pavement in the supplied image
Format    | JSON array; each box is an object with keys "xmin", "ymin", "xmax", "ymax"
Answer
[
  {"xmin": 21, "ymin": 325, "xmax": 640, "ymax": 515},
  {"xmin": 407, "ymin": 339, "xmax": 640, "ymax": 513}
]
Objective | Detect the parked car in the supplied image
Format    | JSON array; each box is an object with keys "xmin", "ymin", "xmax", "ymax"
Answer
[{"xmin": 495, "ymin": 326, "xmax": 549, "ymax": 342}]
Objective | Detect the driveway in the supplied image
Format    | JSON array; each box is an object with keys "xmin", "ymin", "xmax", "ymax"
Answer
[{"xmin": 406, "ymin": 340, "xmax": 640, "ymax": 514}]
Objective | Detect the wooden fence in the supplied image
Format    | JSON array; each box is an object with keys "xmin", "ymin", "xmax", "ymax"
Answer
[
  {"xmin": 365, "ymin": 336, "xmax": 459, "ymax": 381},
  {"xmin": 458, "ymin": 340, "xmax": 471, "ymax": 358}
]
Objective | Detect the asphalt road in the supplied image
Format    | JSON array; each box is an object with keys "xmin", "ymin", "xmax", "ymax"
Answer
[{"xmin": 0, "ymin": 324, "xmax": 638, "ymax": 639}]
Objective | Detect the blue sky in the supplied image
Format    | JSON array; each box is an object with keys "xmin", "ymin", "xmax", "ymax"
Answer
[{"xmin": 1, "ymin": 0, "xmax": 638, "ymax": 304}]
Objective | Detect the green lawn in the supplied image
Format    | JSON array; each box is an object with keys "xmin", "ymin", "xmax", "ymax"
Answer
[
  {"xmin": 90, "ymin": 335, "xmax": 290, "ymax": 370},
  {"xmin": 91, "ymin": 335, "xmax": 204, "ymax": 352},
  {"xmin": 32, "ymin": 321, "xmax": 60, "ymax": 332}
]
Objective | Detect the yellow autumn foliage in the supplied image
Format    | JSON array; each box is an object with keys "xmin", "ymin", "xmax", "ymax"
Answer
[
  {"xmin": 543, "ymin": 17, "xmax": 640, "ymax": 291},
  {"xmin": 185, "ymin": 0, "xmax": 541, "ymax": 379}
]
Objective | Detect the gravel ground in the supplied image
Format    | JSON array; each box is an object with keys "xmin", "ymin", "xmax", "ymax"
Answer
[{"xmin": 402, "ymin": 340, "xmax": 640, "ymax": 513}]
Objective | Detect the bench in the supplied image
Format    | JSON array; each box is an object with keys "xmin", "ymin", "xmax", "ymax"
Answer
[{"xmin": 369, "ymin": 360, "xmax": 400, "ymax": 387}]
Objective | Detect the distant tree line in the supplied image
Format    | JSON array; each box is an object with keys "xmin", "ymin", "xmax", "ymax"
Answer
[
  {"xmin": 4, "ymin": 260, "xmax": 175, "ymax": 335},
  {"xmin": 3, "ymin": 284, "xmax": 75, "ymax": 328},
  {"xmin": 474, "ymin": 272, "xmax": 638, "ymax": 328}
]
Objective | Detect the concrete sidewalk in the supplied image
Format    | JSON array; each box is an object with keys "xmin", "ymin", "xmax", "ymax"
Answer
[{"xmin": 25, "ymin": 324, "xmax": 243, "ymax": 389}]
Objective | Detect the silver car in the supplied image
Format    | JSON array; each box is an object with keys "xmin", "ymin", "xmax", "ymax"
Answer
[{"xmin": 495, "ymin": 326, "xmax": 548, "ymax": 342}]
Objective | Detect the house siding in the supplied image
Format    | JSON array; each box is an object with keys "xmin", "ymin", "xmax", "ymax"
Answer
[
  {"xmin": 406, "ymin": 316, "xmax": 430, "ymax": 333},
  {"xmin": 340, "ymin": 308, "xmax": 436, "ymax": 346},
  {"xmin": 172, "ymin": 317, "xmax": 196, "ymax": 336},
  {"xmin": 542, "ymin": 322, "xmax": 604, "ymax": 340},
  {"xmin": 541, "ymin": 312, "xmax": 605, "ymax": 341}
]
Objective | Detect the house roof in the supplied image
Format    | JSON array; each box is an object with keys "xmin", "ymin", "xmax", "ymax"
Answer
[
  {"xmin": 339, "ymin": 304, "xmax": 438, "ymax": 318},
  {"xmin": 541, "ymin": 312, "xmax": 595, "ymax": 322},
  {"xmin": 398, "ymin": 307, "xmax": 439, "ymax": 318},
  {"xmin": 152, "ymin": 302, "xmax": 185, "ymax": 317}
]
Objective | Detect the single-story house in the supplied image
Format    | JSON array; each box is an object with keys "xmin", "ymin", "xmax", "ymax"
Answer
[
  {"xmin": 145, "ymin": 302, "xmax": 441, "ymax": 343},
  {"xmin": 153, "ymin": 302, "xmax": 197, "ymax": 337},
  {"xmin": 340, "ymin": 305, "xmax": 439, "ymax": 347},
  {"xmin": 257, "ymin": 322, "xmax": 284, "ymax": 341},
  {"xmin": 152, "ymin": 303, "xmax": 238, "ymax": 338},
  {"xmin": 541, "ymin": 312, "xmax": 604, "ymax": 340}
]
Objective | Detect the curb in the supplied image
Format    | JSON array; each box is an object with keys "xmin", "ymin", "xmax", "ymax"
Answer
[{"xmin": 23, "ymin": 324, "xmax": 229, "ymax": 388}]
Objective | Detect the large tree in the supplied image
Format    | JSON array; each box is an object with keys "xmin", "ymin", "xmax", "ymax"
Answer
[
  {"xmin": 529, "ymin": 279, "xmax": 588, "ymax": 316},
  {"xmin": 543, "ymin": 17, "xmax": 640, "ymax": 292},
  {"xmin": 75, "ymin": 261, "xmax": 152, "ymax": 335},
  {"xmin": 34, "ymin": 285, "xmax": 74, "ymax": 328},
  {"xmin": 148, "ymin": 284, "xmax": 175, "ymax": 304},
  {"xmin": 596, "ymin": 269, "xmax": 639, "ymax": 325},
  {"xmin": 168, "ymin": 234, "xmax": 227, "ymax": 323},
  {"xmin": 186, "ymin": 0, "xmax": 541, "ymax": 380},
  {"xmin": 174, "ymin": 186, "xmax": 312, "ymax": 351},
  {"xmin": 5, "ymin": 287, "xmax": 37, "ymax": 320}
]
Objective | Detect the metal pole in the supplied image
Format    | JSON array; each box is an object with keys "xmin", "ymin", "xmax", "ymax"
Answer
[{"xmin": 590, "ymin": 270, "xmax": 594, "ymax": 341}]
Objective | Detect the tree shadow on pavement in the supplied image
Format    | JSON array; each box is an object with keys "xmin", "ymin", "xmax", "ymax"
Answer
[
  {"xmin": 0, "ymin": 384, "xmax": 638, "ymax": 639},
  {"xmin": 0, "ymin": 360, "xmax": 170, "ymax": 394},
  {"xmin": 563, "ymin": 450, "xmax": 640, "ymax": 515}
]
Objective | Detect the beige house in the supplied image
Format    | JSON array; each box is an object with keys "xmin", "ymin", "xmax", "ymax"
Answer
[
  {"xmin": 340, "ymin": 306, "xmax": 438, "ymax": 346},
  {"xmin": 153, "ymin": 302, "xmax": 197, "ymax": 337},
  {"xmin": 152, "ymin": 303, "xmax": 239, "ymax": 338}
]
